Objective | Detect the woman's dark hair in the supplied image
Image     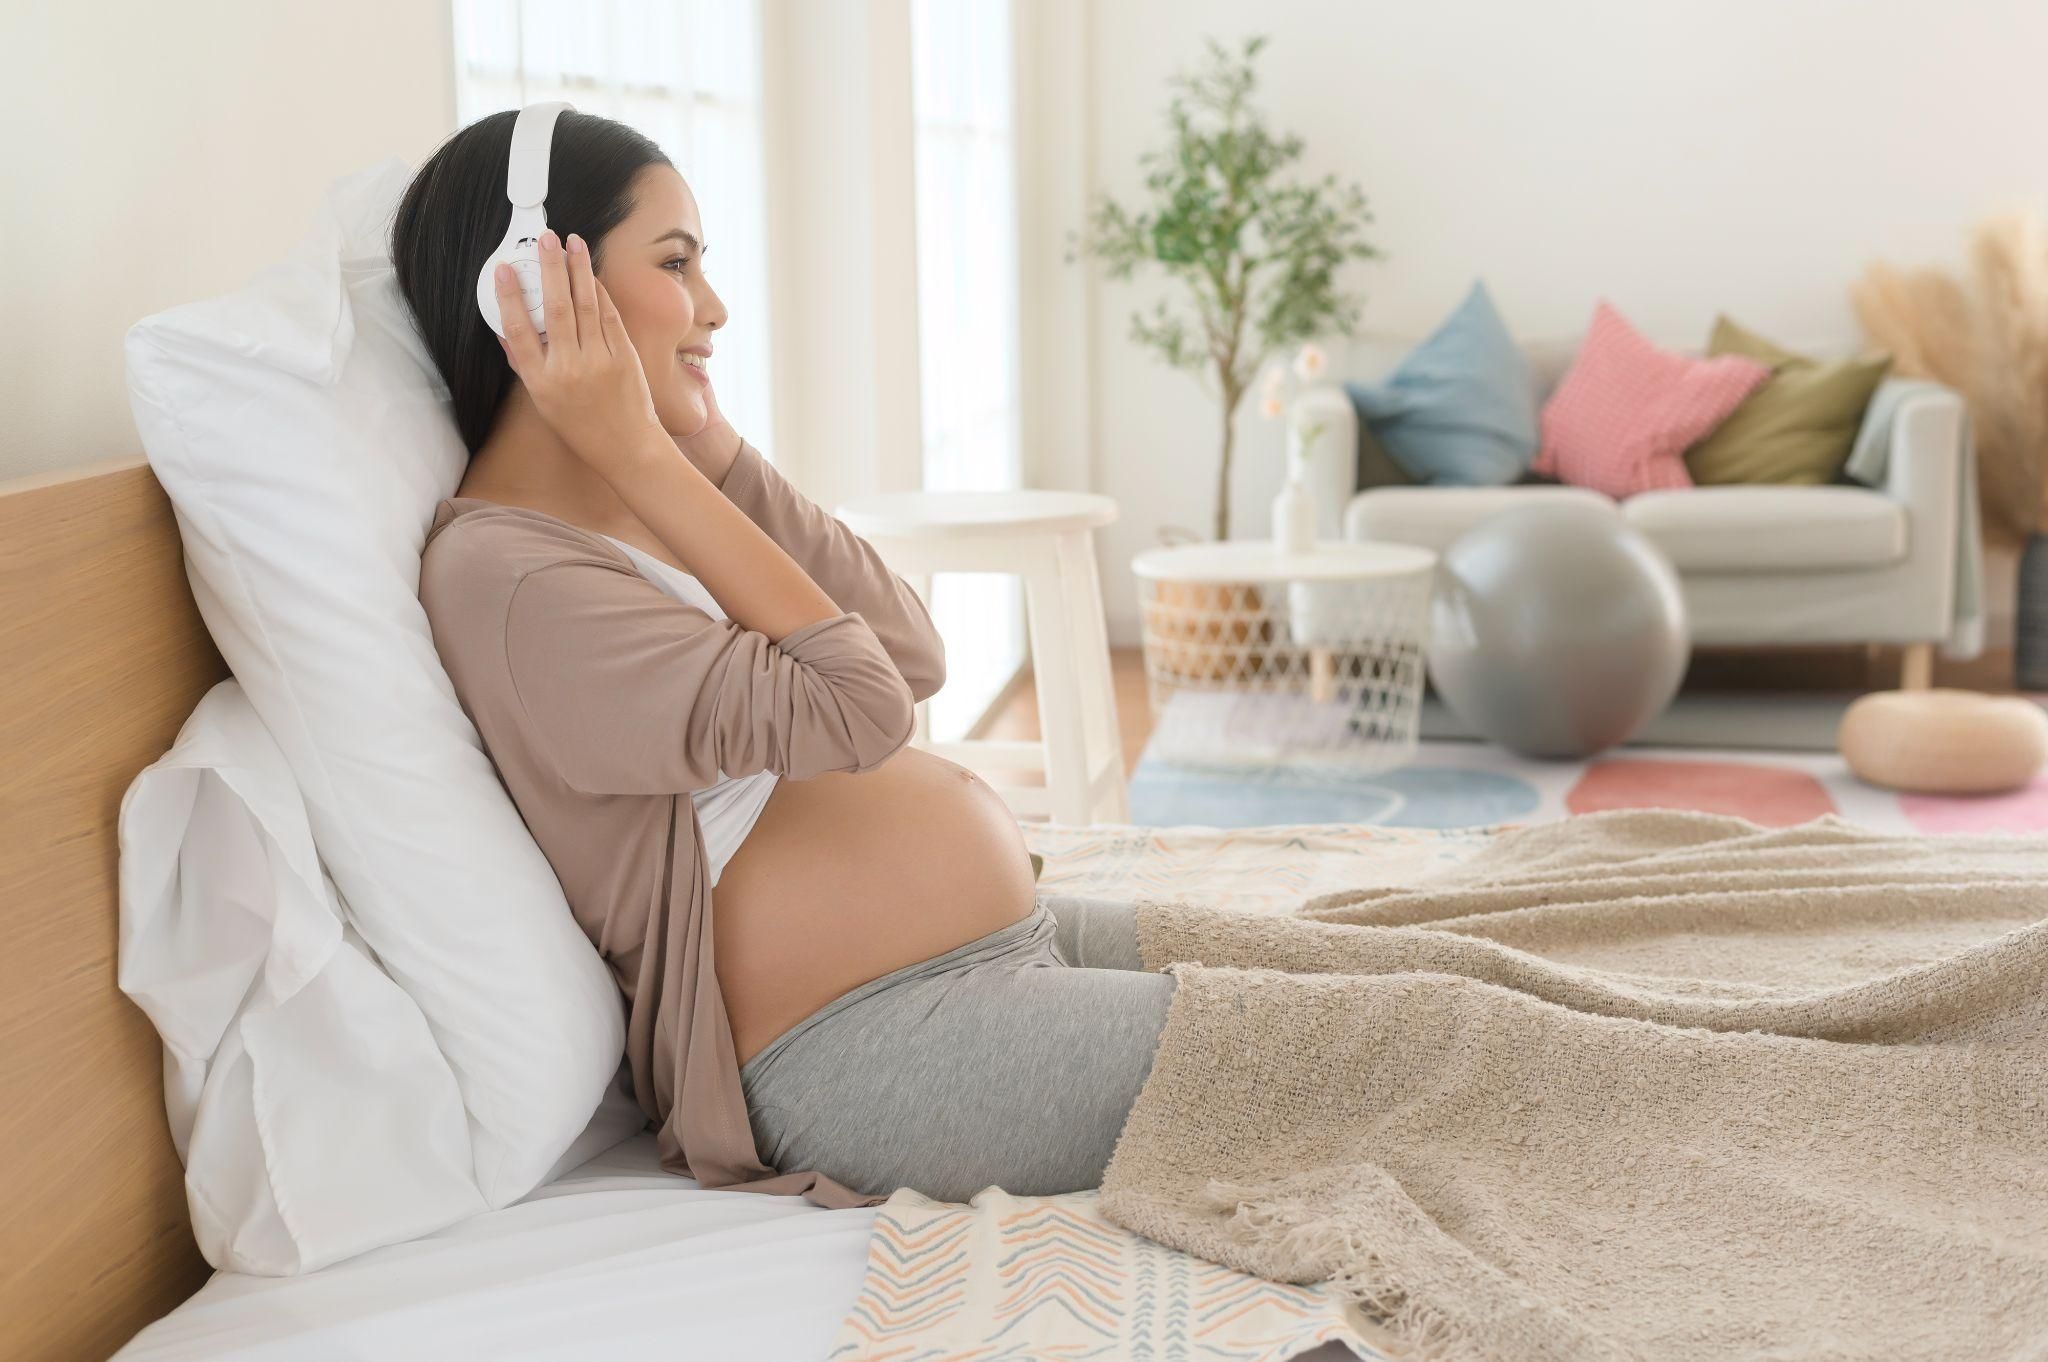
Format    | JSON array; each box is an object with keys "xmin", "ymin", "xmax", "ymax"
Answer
[{"xmin": 391, "ymin": 110, "xmax": 671, "ymax": 454}]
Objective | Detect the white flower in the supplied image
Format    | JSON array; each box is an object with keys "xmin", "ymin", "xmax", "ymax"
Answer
[
  {"xmin": 1259, "ymin": 394, "xmax": 1286, "ymax": 420},
  {"xmin": 1259, "ymin": 362, "xmax": 1287, "ymax": 397},
  {"xmin": 1293, "ymin": 342, "xmax": 1327, "ymax": 381}
]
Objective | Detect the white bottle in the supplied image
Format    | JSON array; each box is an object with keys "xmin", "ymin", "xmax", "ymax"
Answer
[{"xmin": 1271, "ymin": 426, "xmax": 1318, "ymax": 555}]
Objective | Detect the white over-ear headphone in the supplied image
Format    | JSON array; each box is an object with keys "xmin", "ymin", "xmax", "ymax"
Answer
[{"xmin": 475, "ymin": 100, "xmax": 574, "ymax": 341}]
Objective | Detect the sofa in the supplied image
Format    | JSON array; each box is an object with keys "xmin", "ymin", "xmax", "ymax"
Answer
[{"xmin": 1293, "ymin": 337, "xmax": 1982, "ymax": 689}]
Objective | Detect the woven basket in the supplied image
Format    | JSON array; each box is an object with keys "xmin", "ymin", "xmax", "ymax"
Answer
[{"xmin": 1145, "ymin": 579, "xmax": 1277, "ymax": 684}]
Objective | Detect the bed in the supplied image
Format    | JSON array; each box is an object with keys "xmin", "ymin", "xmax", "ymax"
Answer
[
  {"xmin": 4, "ymin": 455, "xmax": 1406, "ymax": 1362},
  {"xmin": 4, "ymin": 456, "xmax": 232, "ymax": 1362}
]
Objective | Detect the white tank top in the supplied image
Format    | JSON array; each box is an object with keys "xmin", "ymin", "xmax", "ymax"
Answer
[{"xmin": 599, "ymin": 534, "xmax": 780, "ymax": 886}]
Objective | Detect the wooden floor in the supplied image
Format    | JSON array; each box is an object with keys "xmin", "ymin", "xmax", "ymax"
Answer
[
  {"xmin": 971, "ymin": 647, "xmax": 1160, "ymax": 779},
  {"xmin": 978, "ymin": 644, "xmax": 2025, "ymax": 781}
]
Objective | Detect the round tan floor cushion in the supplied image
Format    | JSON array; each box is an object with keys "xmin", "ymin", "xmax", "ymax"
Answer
[{"xmin": 1839, "ymin": 688, "xmax": 2048, "ymax": 794}]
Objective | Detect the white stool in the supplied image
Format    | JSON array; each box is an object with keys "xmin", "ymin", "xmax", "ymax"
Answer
[{"xmin": 835, "ymin": 490, "xmax": 1128, "ymax": 825}]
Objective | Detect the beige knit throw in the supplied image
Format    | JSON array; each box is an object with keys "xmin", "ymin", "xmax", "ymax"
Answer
[{"xmin": 1099, "ymin": 809, "xmax": 2048, "ymax": 1362}]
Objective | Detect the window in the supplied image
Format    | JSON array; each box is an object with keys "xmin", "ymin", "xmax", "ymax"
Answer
[
  {"xmin": 911, "ymin": 0, "xmax": 1026, "ymax": 742},
  {"xmin": 452, "ymin": 0, "xmax": 774, "ymax": 453}
]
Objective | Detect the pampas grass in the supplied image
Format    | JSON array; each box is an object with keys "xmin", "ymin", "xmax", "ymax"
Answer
[{"xmin": 1852, "ymin": 211, "xmax": 2048, "ymax": 544}]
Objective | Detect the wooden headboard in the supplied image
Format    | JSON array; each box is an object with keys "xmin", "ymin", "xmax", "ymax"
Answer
[{"xmin": 0, "ymin": 456, "xmax": 228, "ymax": 1362}]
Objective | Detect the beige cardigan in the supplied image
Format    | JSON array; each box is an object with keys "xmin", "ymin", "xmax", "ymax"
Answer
[{"xmin": 419, "ymin": 442, "xmax": 944, "ymax": 1209}]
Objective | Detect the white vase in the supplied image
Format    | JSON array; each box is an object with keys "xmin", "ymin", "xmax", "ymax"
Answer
[{"xmin": 1272, "ymin": 431, "xmax": 1318, "ymax": 554}]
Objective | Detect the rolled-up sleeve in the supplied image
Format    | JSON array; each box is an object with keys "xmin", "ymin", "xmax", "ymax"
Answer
[
  {"xmin": 501, "ymin": 557, "xmax": 916, "ymax": 796},
  {"xmin": 717, "ymin": 443, "xmax": 946, "ymax": 701}
]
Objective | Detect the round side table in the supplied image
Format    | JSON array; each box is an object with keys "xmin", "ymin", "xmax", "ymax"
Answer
[
  {"xmin": 1131, "ymin": 539, "xmax": 1437, "ymax": 770},
  {"xmin": 836, "ymin": 490, "xmax": 1127, "ymax": 824}
]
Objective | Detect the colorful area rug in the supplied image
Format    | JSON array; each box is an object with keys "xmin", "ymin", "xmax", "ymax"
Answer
[
  {"xmin": 1129, "ymin": 732, "xmax": 2048, "ymax": 835},
  {"xmin": 1419, "ymin": 689, "xmax": 1866, "ymax": 751}
]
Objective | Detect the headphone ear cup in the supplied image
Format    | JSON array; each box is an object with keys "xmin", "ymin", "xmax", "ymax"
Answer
[
  {"xmin": 475, "ymin": 244, "xmax": 550, "ymax": 342},
  {"xmin": 506, "ymin": 246, "xmax": 547, "ymax": 339}
]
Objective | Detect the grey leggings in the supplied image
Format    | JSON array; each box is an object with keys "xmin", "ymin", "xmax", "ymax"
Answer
[{"xmin": 736, "ymin": 894, "xmax": 1178, "ymax": 1202}]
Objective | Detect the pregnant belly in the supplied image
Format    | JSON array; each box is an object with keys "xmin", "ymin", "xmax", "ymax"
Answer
[{"xmin": 713, "ymin": 746, "xmax": 1039, "ymax": 1068}]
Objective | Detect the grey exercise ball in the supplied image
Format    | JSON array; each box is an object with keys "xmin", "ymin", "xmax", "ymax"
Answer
[{"xmin": 1427, "ymin": 501, "xmax": 1690, "ymax": 759}]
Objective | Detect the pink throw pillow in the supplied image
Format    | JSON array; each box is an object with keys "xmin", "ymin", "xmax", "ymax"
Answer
[{"xmin": 1534, "ymin": 302, "xmax": 1771, "ymax": 498}]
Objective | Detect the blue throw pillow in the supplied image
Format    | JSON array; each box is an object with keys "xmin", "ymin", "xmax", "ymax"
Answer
[{"xmin": 1344, "ymin": 282, "xmax": 1538, "ymax": 486}]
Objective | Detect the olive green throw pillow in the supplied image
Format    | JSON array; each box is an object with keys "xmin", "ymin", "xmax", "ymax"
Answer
[{"xmin": 1684, "ymin": 316, "xmax": 1891, "ymax": 486}]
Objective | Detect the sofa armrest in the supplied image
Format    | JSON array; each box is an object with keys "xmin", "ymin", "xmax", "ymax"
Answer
[
  {"xmin": 1870, "ymin": 384, "xmax": 1963, "ymax": 544},
  {"xmin": 1858, "ymin": 381, "xmax": 1967, "ymax": 646},
  {"xmin": 1867, "ymin": 382, "xmax": 1957, "ymax": 520}
]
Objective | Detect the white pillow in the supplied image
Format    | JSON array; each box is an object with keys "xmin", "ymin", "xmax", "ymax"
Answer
[
  {"xmin": 123, "ymin": 158, "xmax": 628, "ymax": 1205},
  {"xmin": 119, "ymin": 680, "xmax": 488, "ymax": 1274}
]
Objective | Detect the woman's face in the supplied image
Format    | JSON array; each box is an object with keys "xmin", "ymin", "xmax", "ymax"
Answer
[{"xmin": 593, "ymin": 165, "xmax": 728, "ymax": 437}]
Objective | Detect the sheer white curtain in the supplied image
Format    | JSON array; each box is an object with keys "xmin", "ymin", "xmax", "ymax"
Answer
[
  {"xmin": 452, "ymin": 0, "xmax": 775, "ymax": 454},
  {"xmin": 911, "ymin": 0, "xmax": 1026, "ymax": 742}
]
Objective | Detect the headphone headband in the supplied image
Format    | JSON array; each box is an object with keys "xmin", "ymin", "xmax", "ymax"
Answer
[
  {"xmin": 506, "ymin": 101, "xmax": 570, "ymax": 208},
  {"xmin": 475, "ymin": 100, "xmax": 576, "ymax": 341}
]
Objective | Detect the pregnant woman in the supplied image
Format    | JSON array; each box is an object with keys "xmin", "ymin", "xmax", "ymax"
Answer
[{"xmin": 398, "ymin": 110, "xmax": 1176, "ymax": 1208}]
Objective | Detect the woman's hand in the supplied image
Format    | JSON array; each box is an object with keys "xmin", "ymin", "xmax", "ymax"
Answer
[
  {"xmin": 674, "ymin": 380, "xmax": 744, "ymax": 485},
  {"xmin": 492, "ymin": 230, "xmax": 664, "ymax": 482}
]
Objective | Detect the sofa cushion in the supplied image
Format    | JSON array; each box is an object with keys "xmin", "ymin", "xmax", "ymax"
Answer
[
  {"xmin": 1622, "ymin": 486, "xmax": 1908, "ymax": 571},
  {"xmin": 1534, "ymin": 301, "xmax": 1771, "ymax": 498},
  {"xmin": 1684, "ymin": 316, "xmax": 1892, "ymax": 486},
  {"xmin": 1346, "ymin": 484, "xmax": 1618, "ymax": 554},
  {"xmin": 1344, "ymin": 281, "xmax": 1539, "ymax": 486}
]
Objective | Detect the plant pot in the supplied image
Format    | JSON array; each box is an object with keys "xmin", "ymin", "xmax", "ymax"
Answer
[{"xmin": 2019, "ymin": 532, "xmax": 2048, "ymax": 690}]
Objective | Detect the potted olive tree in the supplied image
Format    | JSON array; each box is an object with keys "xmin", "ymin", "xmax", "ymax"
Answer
[{"xmin": 1075, "ymin": 33, "xmax": 1379, "ymax": 544}]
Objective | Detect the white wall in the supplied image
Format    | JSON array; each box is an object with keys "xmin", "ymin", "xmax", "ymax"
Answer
[
  {"xmin": 2, "ymin": 1, "xmax": 456, "ymax": 484},
  {"xmin": 1079, "ymin": 0, "xmax": 2048, "ymax": 643},
  {"xmin": 759, "ymin": 0, "xmax": 926, "ymax": 510},
  {"xmin": 14, "ymin": 1, "xmax": 2039, "ymax": 644}
]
